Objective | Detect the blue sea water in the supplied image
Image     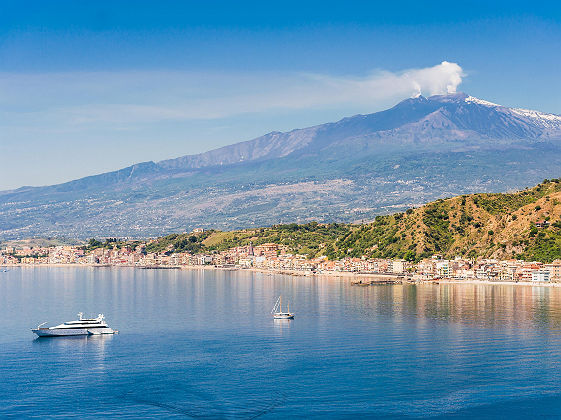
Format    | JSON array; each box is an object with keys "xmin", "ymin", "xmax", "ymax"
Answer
[{"xmin": 2, "ymin": 267, "xmax": 561, "ymax": 418}]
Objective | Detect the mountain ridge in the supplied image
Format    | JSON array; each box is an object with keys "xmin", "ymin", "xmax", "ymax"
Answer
[
  {"xmin": 2, "ymin": 92, "xmax": 561, "ymax": 240},
  {"xmin": 5, "ymin": 92, "xmax": 560, "ymax": 194}
]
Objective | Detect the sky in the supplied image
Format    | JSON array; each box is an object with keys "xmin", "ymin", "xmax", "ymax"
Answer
[{"xmin": 1, "ymin": 1, "xmax": 561, "ymax": 190}]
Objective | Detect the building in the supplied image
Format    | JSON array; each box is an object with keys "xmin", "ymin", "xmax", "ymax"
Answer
[
  {"xmin": 436, "ymin": 260, "xmax": 451, "ymax": 278},
  {"xmin": 532, "ymin": 270, "xmax": 550, "ymax": 282},
  {"xmin": 86, "ymin": 254, "xmax": 98, "ymax": 264},
  {"xmin": 544, "ymin": 261, "xmax": 561, "ymax": 282},
  {"xmin": 197, "ymin": 255, "xmax": 213, "ymax": 265},
  {"xmin": 253, "ymin": 243, "xmax": 280, "ymax": 258},
  {"xmin": 390, "ymin": 259, "xmax": 406, "ymax": 274}
]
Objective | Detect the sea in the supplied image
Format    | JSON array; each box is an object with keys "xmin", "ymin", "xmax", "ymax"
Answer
[{"xmin": 2, "ymin": 267, "xmax": 561, "ymax": 418}]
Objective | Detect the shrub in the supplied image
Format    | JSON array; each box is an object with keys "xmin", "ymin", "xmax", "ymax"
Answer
[{"xmin": 529, "ymin": 227, "xmax": 538, "ymax": 237}]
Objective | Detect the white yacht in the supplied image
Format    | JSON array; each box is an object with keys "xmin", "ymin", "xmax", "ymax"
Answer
[
  {"xmin": 272, "ymin": 296, "xmax": 295, "ymax": 319},
  {"xmin": 32, "ymin": 312, "xmax": 117, "ymax": 337}
]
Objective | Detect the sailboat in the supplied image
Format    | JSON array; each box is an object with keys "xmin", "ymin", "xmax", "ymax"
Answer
[{"xmin": 272, "ymin": 295, "xmax": 295, "ymax": 319}]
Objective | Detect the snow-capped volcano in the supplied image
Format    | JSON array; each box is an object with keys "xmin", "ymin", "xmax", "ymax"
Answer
[
  {"xmin": 157, "ymin": 92, "xmax": 561, "ymax": 171},
  {"xmin": 2, "ymin": 93, "xmax": 561, "ymax": 239}
]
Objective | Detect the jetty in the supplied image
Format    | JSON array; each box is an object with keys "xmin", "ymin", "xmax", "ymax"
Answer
[{"xmin": 351, "ymin": 275, "xmax": 408, "ymax": 286}]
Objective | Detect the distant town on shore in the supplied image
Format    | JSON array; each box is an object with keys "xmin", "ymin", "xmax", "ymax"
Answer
[
  {"xmin": 4, "ymin": 179, "xmax": 561, "ymax": 283},
  {"xmin": 0, "ymin": 236, "xmax": 559, "ymax": 283}
]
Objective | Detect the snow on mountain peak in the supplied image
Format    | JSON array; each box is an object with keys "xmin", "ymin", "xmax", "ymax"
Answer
[
  {"xmin": 435, "ymin": 93, "xmax": 561, "ymax": 131},
  {"xmin": 464, "ymin": 96, "xmax": 501, "ymax": 107},
  {"xmin": 510, "ymin": 107, "xmax": 561, "ymax": 130}
]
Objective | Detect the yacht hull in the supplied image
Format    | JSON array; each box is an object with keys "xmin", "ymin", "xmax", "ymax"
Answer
[{"xmin": 32, "ymin": 328, "xmax": 115, "ymax": 337}]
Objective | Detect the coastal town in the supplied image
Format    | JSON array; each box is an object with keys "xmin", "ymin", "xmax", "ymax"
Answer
[{"xmin": 1, "ymin": 237, "xmax": 560, "ymax": 283}]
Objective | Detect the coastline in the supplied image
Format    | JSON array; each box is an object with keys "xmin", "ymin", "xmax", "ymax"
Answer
[
  {"xmin": 2, "ymin": 263, "xmax": 561, "ymax": 287},
  {"xmin": 434, "ymin": 279, "xmax": 561, "ymax": 287}
]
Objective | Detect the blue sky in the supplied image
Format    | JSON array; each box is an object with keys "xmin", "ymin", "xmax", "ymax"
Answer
[{"xmin": 1, "ymin": 1, "xmax": 560, "ymax": 190}]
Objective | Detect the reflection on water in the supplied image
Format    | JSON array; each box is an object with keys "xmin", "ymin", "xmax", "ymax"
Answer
[
  {"xmin": 341, "ymin": 281, "xmax": 561, "ymax": 329},
  {"xmin": 32, "ymin": 333, "xmax": 114, "ymax": 360},
  {"xmin": 32, "ymin": 334, "xmax": 114, "ymax": 375},
  {"xmin": 3, "ymin": 267, "xmax": 561, "ymax": 418},
  {"xmin": 273, "ymin": 318, "xmax": 293, "ymax": 336}
]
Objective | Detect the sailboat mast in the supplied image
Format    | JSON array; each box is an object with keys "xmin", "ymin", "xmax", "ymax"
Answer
[{"xmin": 280, "ymin": 295, "xmax": 282, "ymax": 313}]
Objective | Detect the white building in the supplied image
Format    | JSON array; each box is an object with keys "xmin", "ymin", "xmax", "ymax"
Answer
[
  {"xmin": 391, "ymin": 259, "xmax": 406, "ymax": 274},
  {"xmin": 436, "ymin": 260, "xmax": 451, "ymax": 277},
  {"xmin": 532, "ymin": 270, "xmax": 550, "ymax": 282},
  {"xmin": 86, "ymin": 254, "xmax": 98, "ymax": 264}
]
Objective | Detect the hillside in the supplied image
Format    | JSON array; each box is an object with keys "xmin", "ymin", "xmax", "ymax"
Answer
[
  {"xmin": 2, "ymin": 93, "xmax": 561, "ymax": 240},
  {"xmin": 145, "ymin": 179, "xmax": 561, "ymax": 263}
]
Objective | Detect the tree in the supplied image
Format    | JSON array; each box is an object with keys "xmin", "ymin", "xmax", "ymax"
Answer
[
  {"xmin": 88, "ymin": 238, "xmax": 102, "ymax": 248},
  {"xmin": 404, "ymin": 250, "xmax": 416, "ymax": 262}
]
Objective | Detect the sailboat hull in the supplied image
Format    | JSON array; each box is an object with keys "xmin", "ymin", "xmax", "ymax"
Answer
[{"xmin": 273, "ymin": 313, "xmax": 294, "ymax": 319}]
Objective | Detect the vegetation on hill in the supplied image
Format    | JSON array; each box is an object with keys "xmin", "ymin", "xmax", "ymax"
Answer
[
  {"xmin": 89, "ymin": 179, "xmax": 561, "ymax": 263},
  {"xmin": 86, "ymin": 238, "xmax": 143, "ymax": 251},
  {"xmin": 144, "ymin": 231, "xmax": 214, "ymax": 254}
]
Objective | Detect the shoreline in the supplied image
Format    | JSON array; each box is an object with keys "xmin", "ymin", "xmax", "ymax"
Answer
[{"xmin": 2, "ymin": 263, "xmax": 561, "ymax": 287}]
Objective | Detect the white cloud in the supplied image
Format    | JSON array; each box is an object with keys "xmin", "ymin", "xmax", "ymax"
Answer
[{"xmin": 0, "ymin": 62, "xmax": 465, "ymax": 127}]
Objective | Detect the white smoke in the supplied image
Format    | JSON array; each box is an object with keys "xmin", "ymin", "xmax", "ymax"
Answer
[
  {"xmin": 0, "ymin": 62, "xmax": 465, "ymax": 125},
  {"xmin": 402, "ymin": 61, "xmax": 465, "ymax": 97},
  {"xmin": 307, "ymin": 61, "xmax": 465, "ymax": 106}
]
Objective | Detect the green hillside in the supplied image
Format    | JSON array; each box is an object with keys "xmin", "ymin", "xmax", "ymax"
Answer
[{"xmin": 109, "ymin": 179, "xmax": 561, "ymax": 263}]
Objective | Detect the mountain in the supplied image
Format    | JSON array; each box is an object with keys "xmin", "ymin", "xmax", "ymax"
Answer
[
  {"xmin": 2, "ymin": 92, "xmax": 561, "ymax": 240},
  {"xmin": 123, "ymin": 179, "xmax": 561, "ymax": 263}
]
